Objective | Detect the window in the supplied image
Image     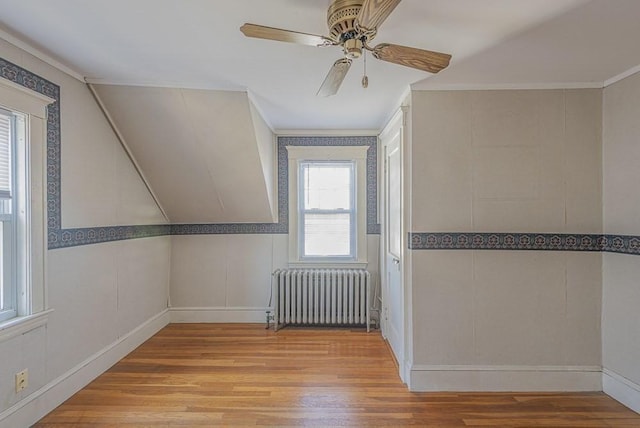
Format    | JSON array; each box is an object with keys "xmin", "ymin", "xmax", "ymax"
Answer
[
  {"xmin": 299, "ymin": 161, "xmax": 355, "ymax": 260},
  {"xmin": 0, "ymin": 108, "xmax": 25, "ymax": 323},
  {"xmin": 287, "ymin": 145, "xmax": 368, "ymax": 266},
  {"xmin": 0, "ymin": 77, "xmax": 51, "ymax": 334}
]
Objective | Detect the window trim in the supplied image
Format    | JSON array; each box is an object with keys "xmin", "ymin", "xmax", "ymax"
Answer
[
  {"xmin": 0, "ymin": 76, "xmax": 53, "ymax": 339},
  {"xmin": 287, "ymin": 145, "xmax": 368, "ymax": 268}
]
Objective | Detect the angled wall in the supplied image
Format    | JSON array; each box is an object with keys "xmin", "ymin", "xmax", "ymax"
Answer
[{"xmin": 92, "ymin": 85, "xmax": 277, "ymax": 224}]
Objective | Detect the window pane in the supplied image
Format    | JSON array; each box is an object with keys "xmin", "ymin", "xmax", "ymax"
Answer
[
  {"xmin": 304, "ymin": 213, "xmax": 351, "ymax": 257},
  {"xmin": 303, "ymin": 164, "xmax": 351, "ymax": 210},
  {"xmin": 0, "ymin": 112, "xmax": 11, "ymax": 199},
  {"xmin": 0, "ymin": 223, "xmax": 3, "ymax": 310}
]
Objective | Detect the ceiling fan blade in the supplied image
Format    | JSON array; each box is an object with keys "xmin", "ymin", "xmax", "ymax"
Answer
[
  {"xmin": 372, "ymin": 43, "xmax": 451, "ymax": 74},
  {"xmin": 240, "ymin": 23, "xmax": 334, "ymax": 47},
  {"xmin": 356, "ymin": 0, "xmax": 402, "ymax": 31},
  {"xmin": 317, "ymin": 58, "xmax": 352, "ymax": 97}
]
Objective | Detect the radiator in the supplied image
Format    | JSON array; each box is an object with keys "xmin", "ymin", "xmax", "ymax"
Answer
[{"xmin": 272, "ymin": 269, "xmax": 370, "ymax": 332}]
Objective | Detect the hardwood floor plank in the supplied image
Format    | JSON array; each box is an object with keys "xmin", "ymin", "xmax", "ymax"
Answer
[{"xmin": 34, "ymin": 324, "xmax": 640, "ymax": 427}]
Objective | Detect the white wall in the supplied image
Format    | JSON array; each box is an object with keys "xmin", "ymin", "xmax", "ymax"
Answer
[
  {"xmin": 408, "ymin": 89, "xmax": 603, "ymax": 391},
  {"xmin": 602, "ymin": 71, "xmax": 640, "ymax": 412},
  {"xmin": 0, "ymin": 38, "xmax": 171, "ymax": 427}
]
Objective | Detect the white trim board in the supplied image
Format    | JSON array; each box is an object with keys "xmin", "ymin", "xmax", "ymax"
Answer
[
  {"xmin": 0, "ymin": 309, "xmax": 53, "ymax": 343},
  {"xmin": 377, "ymin": 85, "xmax": 411, "ymax": 135},
  {"xmin": 603, "ymin": 368, "xmax": 640, "ymax": 414},
  {"xmin": 275, "ymin": 129, "xmax": 379, "ymax": 137},
  {"xmin": 0, "ymin": 310, "xmax": 170, "ymax": 428},
  {"xmin": 170, "ymin": 307, "xmax": 271, "ymax": 323},
  {"xmin": 409, "ymin": 365, "xmax": 602, "ymax": 392},
  {"xmin": 84, "ymin": 77, "xmax": 247, "ymax": 92},
  {"xmin": 604, "ymin": 64, "xmax": 640, "ymax": 88}
]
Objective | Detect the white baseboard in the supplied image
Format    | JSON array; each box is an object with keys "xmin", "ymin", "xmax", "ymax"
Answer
[
  {"xmin": 603, "ymin": 368, "xmax": 640, "ymax": 414},
  {"xmin": 401, "ymin": 359, "xmax": 412, "ymax": 386},
  {"xmin": 409, "ymin": 365, "xmax": 602, "ymax": 392},
  {"xmin": 170, "ymin": 307, "xmax": 271, "ymax": 323},
  {"xmin": 0, "ymin": 309, "xmax": 170, "ymax": 428}
]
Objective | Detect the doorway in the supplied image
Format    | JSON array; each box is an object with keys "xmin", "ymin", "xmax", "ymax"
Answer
[{"xmin": 380, "ymin": 108, "xmax": 406, "ymax": 381}]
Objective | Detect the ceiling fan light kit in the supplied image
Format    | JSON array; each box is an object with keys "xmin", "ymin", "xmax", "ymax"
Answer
[{"xmin": 240, "ymin": 0, "xmax": 451, "ymax": 96}]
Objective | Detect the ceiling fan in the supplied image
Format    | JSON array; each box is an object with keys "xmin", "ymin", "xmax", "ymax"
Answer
[{"xmin": 240, "ymin": 0, "xmax": 452, "ymax": 96}]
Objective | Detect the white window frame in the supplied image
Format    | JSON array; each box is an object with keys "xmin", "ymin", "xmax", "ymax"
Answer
[
  {"xmin": 0, "ymin": 77, "xmax": 53, "ymax": 341},
  {"xmin": 0, "ymin": 108, "xmax": 20, "ymax": 323},
  {"xmin": 298, "ymin": 160, "xmax": 356, "ymax": 261},
  {"xmin": 287, "ymin": 145, "xmax": 368, "ymax": 268}
]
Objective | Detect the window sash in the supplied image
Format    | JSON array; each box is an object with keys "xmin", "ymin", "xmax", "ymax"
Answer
[
  {"xmin": 0, "ymin": 221, "xmax": 10, "ymax": 319},
  {"xmin": 0, "ymin": 109, "xmax": 19, "ymax": 320},
  {"xmin": 0, "ymin": 110, "xmax": 12, "ymax": 200},
  {"xmin": 298, "ymin": 161, "xmax": 356, "ymax": 260}
]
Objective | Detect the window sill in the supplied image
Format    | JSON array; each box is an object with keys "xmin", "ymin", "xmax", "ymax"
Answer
[
  {"xmin": 0, "ymin": 309, "xmax": 53, "ymax": 343},
  {"xmin": 288, "ymin": 261, "xmax": 368, "ymax": 270}
]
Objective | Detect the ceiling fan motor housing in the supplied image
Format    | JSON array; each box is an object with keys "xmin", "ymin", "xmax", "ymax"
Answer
[
  {"xmin": 327, "ymin": 0, "xmax": 362, "ymax": 40},
  {"xmin": 327, "ymin": 0, "xmax": 373, "ymax": 59}
]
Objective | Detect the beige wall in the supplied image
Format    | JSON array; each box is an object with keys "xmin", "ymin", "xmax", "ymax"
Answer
[
  {"xmin": 408, "ymin": 89, "xmax": 603, "ymax": 390},
  {"xmin": 0, "ymin": 39, "xmax": 170, "ymax": 426},
  {"xmin": 411, "ymin": 90, "xmax": 602, "ymax": 233},
  {"xmin": 603, "ymin": 72, "xmax": 640, "ymax": 388},
  {"xmin": 59, "ymin": 83, "xmax": 166, "ymax": 228},
  {"xmin": 169, "ymin": 235, "xmax": 285, "ymax": 320},
  {"xmin": 249, "ymin": 101, "xmax": 278, "ymax": 223},
  {"xmin": 92, "ymin": 85, "xmax": 276, "ymax": 224},
  {"xmin": 169, "ymin": 235, "xmax": 380, "ymax": 322}
]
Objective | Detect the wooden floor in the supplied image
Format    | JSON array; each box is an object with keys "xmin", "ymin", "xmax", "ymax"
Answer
[{"xmin": 36, "ymin": 324, "xmax": 639, "ymax": 427}]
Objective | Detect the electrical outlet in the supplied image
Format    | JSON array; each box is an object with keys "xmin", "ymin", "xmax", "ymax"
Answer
[{"xmin": 15, "ymin": 369, "xmax": 28, "ymax": 392}]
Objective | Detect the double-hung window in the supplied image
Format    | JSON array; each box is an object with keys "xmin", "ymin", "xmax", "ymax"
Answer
[
  {"xmin": 0, "ymin": 77, "xmax": 51, "ymax": 334},
  {"xmin": 287, "ymin": 145, "xmax": 368, "ymax": 266},
  {"xmin": 0, "ymin": 108, "xmax": 24, "ymax": 322},
  {"xmin": 299, "ymin": 161, "xmax": 356, "ymax": 260}
]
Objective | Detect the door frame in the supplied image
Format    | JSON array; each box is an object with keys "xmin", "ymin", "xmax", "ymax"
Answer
[{"xmin": 379, "ymin": 106, "xmax": 410, "ymax": 383}]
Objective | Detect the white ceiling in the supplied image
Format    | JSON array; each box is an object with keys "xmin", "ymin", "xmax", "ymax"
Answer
[
  {"xmin": 415, "ymin": 0, "xmax": 640, "ymax": 90},
  {"xmin": 1, "ymin": 0, "xmax": 639, "ymax": 130}
]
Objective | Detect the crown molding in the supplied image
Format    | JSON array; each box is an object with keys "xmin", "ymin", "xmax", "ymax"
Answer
[
  {"xmin": 378, "ymin": 84, "xmax": 411, "ymax": 133},
  {"xmin": 0, "ymin": 28, "xmax": 85, "ymax": 82},
  {"xmin": 604, "ymin": 64, "xmax": 640, "ymax": 88},
  {"xmin": 84, "ymin": 77, "xmax": 246, "ymax": 91},
  {"xmin": 411, "ymin": 82, "xmax": 603, "ymax": 91}
]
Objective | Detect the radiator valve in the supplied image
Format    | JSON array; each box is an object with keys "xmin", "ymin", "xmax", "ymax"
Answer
[{"xmin": 265, "ymin": 310, "xmax": 274, "ymax": 329}]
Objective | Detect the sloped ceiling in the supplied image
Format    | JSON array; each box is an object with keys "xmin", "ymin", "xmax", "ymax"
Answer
[{"xmin": 93, "ymin": 85, "xmax": 276, "ymax": 223}]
